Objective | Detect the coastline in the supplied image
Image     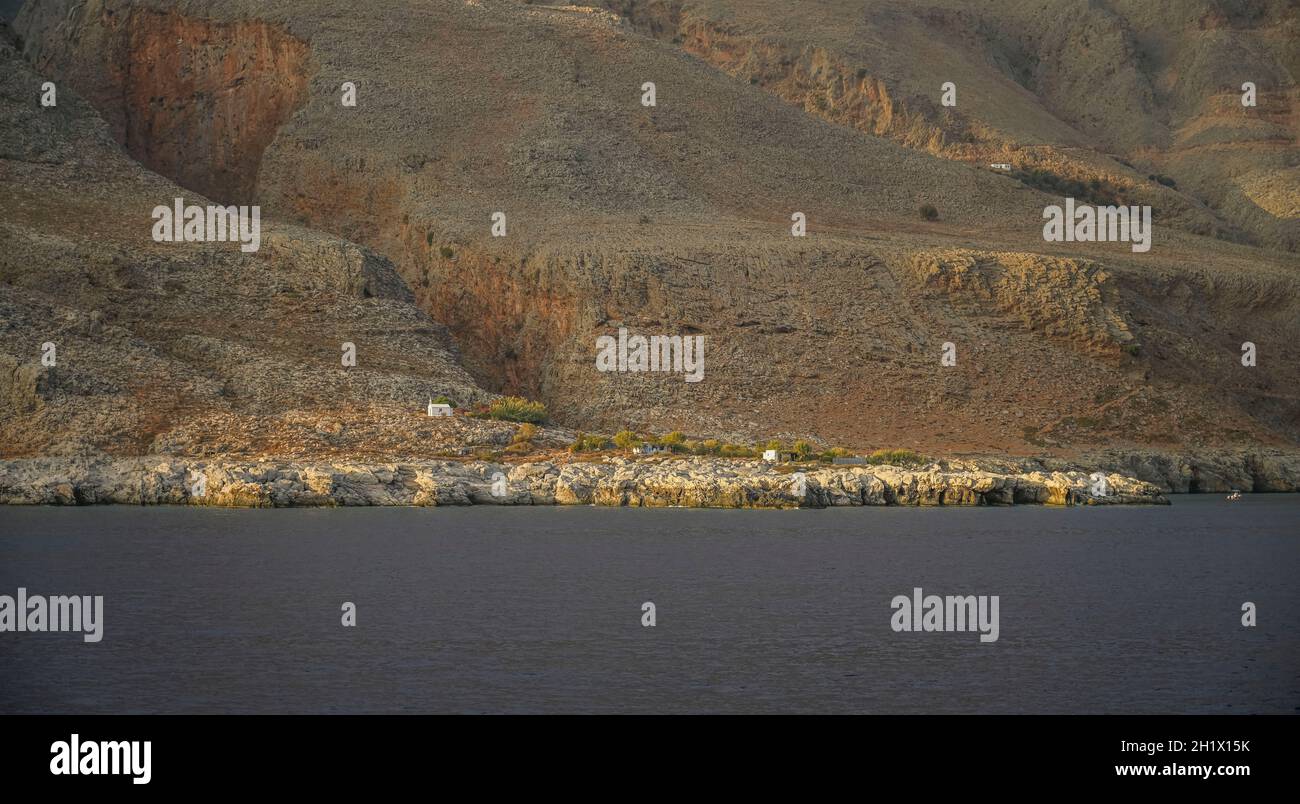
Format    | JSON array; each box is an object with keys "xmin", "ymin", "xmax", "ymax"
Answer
[{"xmin": 0, "ymin": 456, "xmax": 1174, "ymax": 508}]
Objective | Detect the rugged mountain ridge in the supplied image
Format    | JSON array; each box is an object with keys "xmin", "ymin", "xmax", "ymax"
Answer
[{"xmin": 597, "ymin": 0, "xmax": 1299, "ymax": 250}]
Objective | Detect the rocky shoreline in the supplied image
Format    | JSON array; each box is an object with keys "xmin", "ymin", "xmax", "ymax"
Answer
[{"xmin": 0, "ymin": 456, "xmax": 1175, "ymax": 508}]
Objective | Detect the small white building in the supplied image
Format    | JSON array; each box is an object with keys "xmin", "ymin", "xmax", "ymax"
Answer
[
  {"xmin": 763, "ymin": 449, "xmax": 780, "ymax": 462},
  {"xmin": 989, "ymin": 163, "xmax": 1012, "ymax": 171},
  {"xmin": 633, "ymin": 444, "xmax": 665, "ymax": 456},
  {"xmin": 426, "ymin": 399, "xmax": 453, "ymax": 417}
]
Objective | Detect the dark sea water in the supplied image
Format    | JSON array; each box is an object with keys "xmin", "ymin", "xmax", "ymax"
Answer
[{"xmin": 1, "ymin": 496, "xmax": 1297, "ymax": 714}]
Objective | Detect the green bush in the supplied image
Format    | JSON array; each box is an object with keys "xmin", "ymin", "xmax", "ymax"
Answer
[
  {"xmin": 818, "ymin": 447, "xmax": 854, "ymax": 463},
  {"xmin": 569, "ymin": 432, "xmax": 610, "ymax": 453},
  {"xmin": 613, "ymin": 430, "xmax": 639, "ymax": 449},
  {"xmin": 657, "ymin": 431, "xmax": 688, "ymax": 452},
  {"xmin": 432, "ymin": 395, "xmax": 453, "ymax": 406},
  {"xmin": 477, "ymin": 396, "xmax": 547, "ymax": 423},
  {"xmin": 792, "ymin": 440, "xmax": 814, "ymax": 460},
  {"xmin": 439, "ymin": 245, "xmax": 455, "ymax": 259},
  {"xmin": 1013, "ymin": 167, "xmax": 1124, "ymax": 207},
  {"xmin": 919, "ymin": 204, "xmax": 939, "ymax": 221}
]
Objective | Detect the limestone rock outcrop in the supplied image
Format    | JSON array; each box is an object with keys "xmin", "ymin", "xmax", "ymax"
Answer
[{"xmin": 0, "ymin": 456, "xmax": 1169, "ymax": 508}]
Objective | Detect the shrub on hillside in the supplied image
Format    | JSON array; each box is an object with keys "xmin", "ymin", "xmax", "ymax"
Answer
[
  {"xmin": 1013, "ymin": 167, "xmax": 1124, "ymax": 207},
  {"xmin": 512, "ymin": 423, "xmax": 539, "ymax": 444},
  {"xmin": 569, "ymin": 432, "xmax": 610, "ymax": 453},
  {"xmin": 658, "ymin": 431, "xmax": 687, "ymax": 451},
  {"xmin": 476, "ymin": 396, "xmax": 547, "ymax": 423}
]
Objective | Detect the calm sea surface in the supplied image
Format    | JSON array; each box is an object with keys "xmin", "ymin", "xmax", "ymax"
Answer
[{"xmin": 1, "ymin": 496, "xmax": 1297, "ymax": 713}]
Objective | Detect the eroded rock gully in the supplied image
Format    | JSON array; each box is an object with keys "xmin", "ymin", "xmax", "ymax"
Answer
[{"xmin": 18, "ymin": 3, "xmax": 310, "ymax": 203}]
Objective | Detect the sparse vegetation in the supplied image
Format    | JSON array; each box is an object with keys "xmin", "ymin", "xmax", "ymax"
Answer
[
  {"xmin": 1021, "ymin": 425, "xmax": 1047, "ymax": 447},
  {"xmin": 919, "ymin": 203, "xmax": 939, "ymax": 221},
  {"xmin": 432, "ymin": 395, "xmax": 453, "ymax": 406},
  {"xmin": 569, "ymin": 432, "xmax": 610, "ymax": 453},
  {"xmin": 1013, "ymin": 167, "xmax": 1125, "ymax": 207},
  {"xmin": 604, "ymin": 430, "xmax": 851, "ymax": 460},
  {"xmin": 865, "ymin": 448, "xmax": 925, "ymax": 467},
  {"xmin": 511, "ymin": 422, "xmax": 539, "ymax": 445},
  {"xmin": 1092, "ymin": 385, "xmax": 1120, "ymax": 405},
  {"xmin": 439, "ymin": 245, "xmax": 455, "ymax": 259},
  {"xmin": 817, "ymin": 447, "xmax": 853, "ymax": 463},
  {"xmin": 657, "ymin": 431, "xmax": 687, "ymax": 451},
  {"xmin": 473, "ymin": 396, "xmax": 547, "ymax": 423}
]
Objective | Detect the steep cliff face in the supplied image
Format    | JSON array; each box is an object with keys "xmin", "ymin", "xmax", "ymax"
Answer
[
  {"xmin": 16, "ymin": 1, "xmax": 310, "ymax": 203},
  {"xmin": 11, "ymin": 0, "xmax": 1300, "ymax": 461}
]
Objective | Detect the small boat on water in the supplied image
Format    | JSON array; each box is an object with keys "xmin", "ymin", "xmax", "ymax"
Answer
[{"xmin": 1226, "ymin": 490, "xmax": 1242, "ymax": 501}]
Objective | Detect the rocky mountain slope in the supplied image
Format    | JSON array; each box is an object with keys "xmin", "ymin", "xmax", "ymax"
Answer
[
  {"xmin": 5, "ymin": 0, "xmax": 1299, "ymax": 472},
  {"xmin": 0, "ymin": 23, "xmax": 491, "ymax": 458},
  {"xmin": 598, "ymin": 0, "xmax": 1299, "ymax": 250}
]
